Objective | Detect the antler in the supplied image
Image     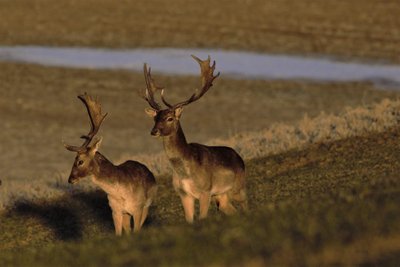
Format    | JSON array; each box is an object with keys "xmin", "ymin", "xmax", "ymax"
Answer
[
  {"xmin": 64, "ymin": 92, "xmax": 108, "ymax": 152},
  {"xmin": 142, "ymin": 63, "xmax": 163, "ymax": 110},
  {"xmin": 161, "ymin": 55, "xmax": 220, "ymax": 109}
]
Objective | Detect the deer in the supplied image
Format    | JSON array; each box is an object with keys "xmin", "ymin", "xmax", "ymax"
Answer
[
  {"xmin": 141, "ymin": 55, "xmax": 248, "ymax": 223},
  {"xmin": 64, "ymin": 93, "xmax": 157, "ymax": 235}
]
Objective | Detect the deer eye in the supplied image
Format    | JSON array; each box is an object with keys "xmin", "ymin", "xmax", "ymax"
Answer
[
  {"xmin": 77, "ymin": 160, "xmax": 84, "ymax": 166},
  {"xmin": 166, "ymin": 117, "xmax": 174, "ymax": 122}
]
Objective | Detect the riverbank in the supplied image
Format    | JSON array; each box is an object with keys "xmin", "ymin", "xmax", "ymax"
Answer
[
  {"xmin": 1, "ymin": 46, "xmax": 400, "ymax": 86},
  {"xmin": 1, "ymin": 0, "xmax": 399, "ymax": 63}
]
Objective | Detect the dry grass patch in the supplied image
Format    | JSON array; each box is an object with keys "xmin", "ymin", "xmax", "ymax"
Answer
[
  {"xmin": 0, "ymin": 0, "xmax": 400, "ymax": 62},
  {"xmin": 129, "ymin": 98, "xmax": 400, "ymax": 176},
  {"xmin": 1, "ymin": 128, "xmax": 399, "ymax": 266},
  {"xmin": 0, "ymin": 62, "xmax": 399, "ymax": 208}
]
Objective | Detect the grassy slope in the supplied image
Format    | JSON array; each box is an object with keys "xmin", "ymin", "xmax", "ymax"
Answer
[
  {"xmin": 1, "ymin": 128, "xmax": 399, "ymax": 266},
  {"xmin": 1, "ymin": 1, "xmax": 400, "ymax": 265},
  {"xmin": 0, "ymin": 0, "xmax": 400, "ymax": 63},
  {"xmin": 134, "ymin": 98, "xmax": 400, "ymax": 176},
  {"xmin": 1, "ymin": 62, "xmax": 397, "ymax": 183}
]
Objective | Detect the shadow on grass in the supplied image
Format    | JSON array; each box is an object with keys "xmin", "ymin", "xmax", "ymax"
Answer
[
  {"xmin": 11, "ymin": 190, "xmax": 115, "ymax": 241},
  {"xmin": 9, "ymin": 189, "xmax": 161, "ymax": 242},
  {"xmin": 73, "ymin": 190, "xmax": 114, "ymax": 231},
  {"xmin": 13, "ymin": 201, "xmax": 83, "ymax": 241},
  {"xmin": 74, "ymin": 190, "xmax": 159, "ymax": 229}
]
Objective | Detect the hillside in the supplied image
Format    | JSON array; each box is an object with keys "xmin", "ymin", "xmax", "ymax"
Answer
[
  {"xmin": 1, "ymin": 127, "xmax": 399, "ymax": 266},
  {"xmin": 1, "ymin": 61, "xmax": 398, "ymax": 209},
  {"xmin": 1, "ymin": 0, "xmax": 400, "ymax": 265}
]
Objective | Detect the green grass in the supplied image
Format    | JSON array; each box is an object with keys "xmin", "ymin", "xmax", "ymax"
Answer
[
  {"xmin": 1, "ymin": 1, "xmax": 400, "ymax": 264},
  {"xmin": 1, "ymin": 128, "xmax": 399, "ymax": 266},
  {"xmin": 1, "ymin": 0, "xmax": 400, "ymax": 63},
  {"xmin": 1, "ymin": 61, "xmax": 398, "ymax": 209}
]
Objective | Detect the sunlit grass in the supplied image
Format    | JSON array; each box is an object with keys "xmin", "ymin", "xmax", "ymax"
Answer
[
  {"xmin": 1, "ymin": 62, "xmax": 398, "ymax": 209},
  {"xmin": 129, "ymin": 98, "xmax": 400, "ymax": 176},
  {"xmin": 1, "ymin": 0, "xmax": 400, "ymax": 265},
  {"xmin": 1, "ymin": 128, "xmax": 399, "ymax": 266}
]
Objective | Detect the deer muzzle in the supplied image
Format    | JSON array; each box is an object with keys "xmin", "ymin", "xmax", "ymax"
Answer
[
  {"xmin": 151, "ymin": 127, "xmax": 161, "ymax": 137},
  {"xmin": 68, "ymin": 175, "xmax": 79, "ymax": 184}
]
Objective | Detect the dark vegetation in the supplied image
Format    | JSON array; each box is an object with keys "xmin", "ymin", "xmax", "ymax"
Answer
[{"xmin": 1, "ymin": 128, "xmax": 399, "ymax": 266}]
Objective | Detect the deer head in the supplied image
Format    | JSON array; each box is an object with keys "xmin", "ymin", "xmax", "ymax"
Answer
[
  {"xmin": 64, "ymin": 93, "xmax": 107, "ymax": 184},
  {"xmin": 142, "ymin": 55, "xmax": 220, "ymax": 137}
]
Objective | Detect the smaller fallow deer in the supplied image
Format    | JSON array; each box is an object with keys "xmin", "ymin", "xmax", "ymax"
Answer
[
  {"xmin": 64, "ymin": 93, "xmax": 157, "ymax": 235},
  {"xmin": 142, "ymin": 55, "xmax": 247, "ymax": 223}
]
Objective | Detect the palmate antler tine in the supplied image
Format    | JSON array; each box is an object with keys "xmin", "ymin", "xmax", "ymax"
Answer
[
  {"xmin": 78, "ymin": 92, "xmax": 108, "ymax": 147},
  {"xmin": 191, "ymin": 54, "xmax": 220, "ymax": 98},
  {"xmin": 63, "ymin": 93, "xmax": 107, "ymax": 152},
  {"xmin": 142, "ymin": 64, "xmax": 163, "ymax": 110},
  {"xmin": 164, "ymin": 55, "xmax": 220, "ymax": 109}
]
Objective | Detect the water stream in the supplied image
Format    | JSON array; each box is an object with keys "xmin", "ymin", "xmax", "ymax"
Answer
[{"xmin": 1, "ymin": 46, "xmax": 400, "ymax": 87}]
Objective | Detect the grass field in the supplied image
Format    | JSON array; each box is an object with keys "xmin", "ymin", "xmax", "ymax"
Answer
[
  {"xmin": 1, "ymin": 65, "xmax": 400, "ymax": 264},
  {"xmin": 1, "ymin": 0, "xmax": 400, "ymax": 266},
  {"xmin": 1, "ymin": 0, "xmax": 400, "ymax": 63},
  {"xmin": 1, "ymin": 128, "xmax": 399, "ymax": 266},
  {"xmin": 1, "ymin": 62, "xmax": 399, "ymax": 208}
]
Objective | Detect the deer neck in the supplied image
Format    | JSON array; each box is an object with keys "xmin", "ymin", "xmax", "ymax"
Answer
[
  {"xmin": 91, "ymin": 152, "xmax": 117, "ymax": 189},
  {"xmin": 163, "ymin": 123, "xmax": 190, "ymax": 160}
]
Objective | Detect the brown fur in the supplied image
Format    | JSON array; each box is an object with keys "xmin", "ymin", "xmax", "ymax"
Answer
[
  {"xmin": 143, "ymin": 55, "xmax": 247, "ymax": 223},
  {"xmin": 68, "ymin": 147, "xmax": 157, "ymax": 235},
  {"xmin": 65, "ymin": 93, "xmax": 157, "ymax": 235},
  {"xmin": 149, "ymin": 110, "xmax": 247, "ymax": 223}
]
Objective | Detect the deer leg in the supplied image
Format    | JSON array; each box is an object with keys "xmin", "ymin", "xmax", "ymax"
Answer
[
  {"xmin": 199, "ymin": 192, "xmax": 211, "ymax": 220},
  {"xmin": 108, "ymin": 197, "xmax": 124, "ymax": 236},
  {"xmin": 215, "ymin": 194, "xmax": 237, "ymax": 215},
  {"xmin": 240, "ymin": 200, "xmax": 249, "ymax": 212},
  {"xmin": 180, "ymin": 194, "xmax": 195, "ymax": 223},
  {"xmin": 141, "ymin": 186, "xmax": 156, "ymax": 227},
  {"xmin": 112, "ymin": 210, "xmax": 123, "ymax": 236},
  {"xmin": 122, "ymin": 213, "xmax": 132, "ymax": 234},
  {"xmin": 132, "ymin": 208, "xmax": 143, "ymax": 233},
  {"xmin": 233, "ymin": 189, "xmax": 248, "ymax": 211},
  {"xmin": 140, "ymin": 206, "xmax": 149, "ymax": 227},
  {"xmin": 212, "ymin": 196, "xmax": 220, "ymax": 209}
]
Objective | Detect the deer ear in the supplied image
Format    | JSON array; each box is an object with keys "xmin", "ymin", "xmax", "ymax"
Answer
[
  {"xmin": 145, "ymin": 108, "xmax": 158, "ymax": 117},
  {"xmin": 174, "ymin": 107, "xmax": 183, "ymax": 118},
  {"xmin": 89, "ymin": 137, "xmax": 102, "ymax": 156}
]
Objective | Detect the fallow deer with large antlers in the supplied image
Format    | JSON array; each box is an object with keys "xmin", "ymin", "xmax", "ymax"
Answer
[
  {"xmin": 142, "ymin": 55, "xmax": 247, "ymax": 223},
  {"xmin": 64, "ymin": 93, "xmax": 157, "ymax": 235}
]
